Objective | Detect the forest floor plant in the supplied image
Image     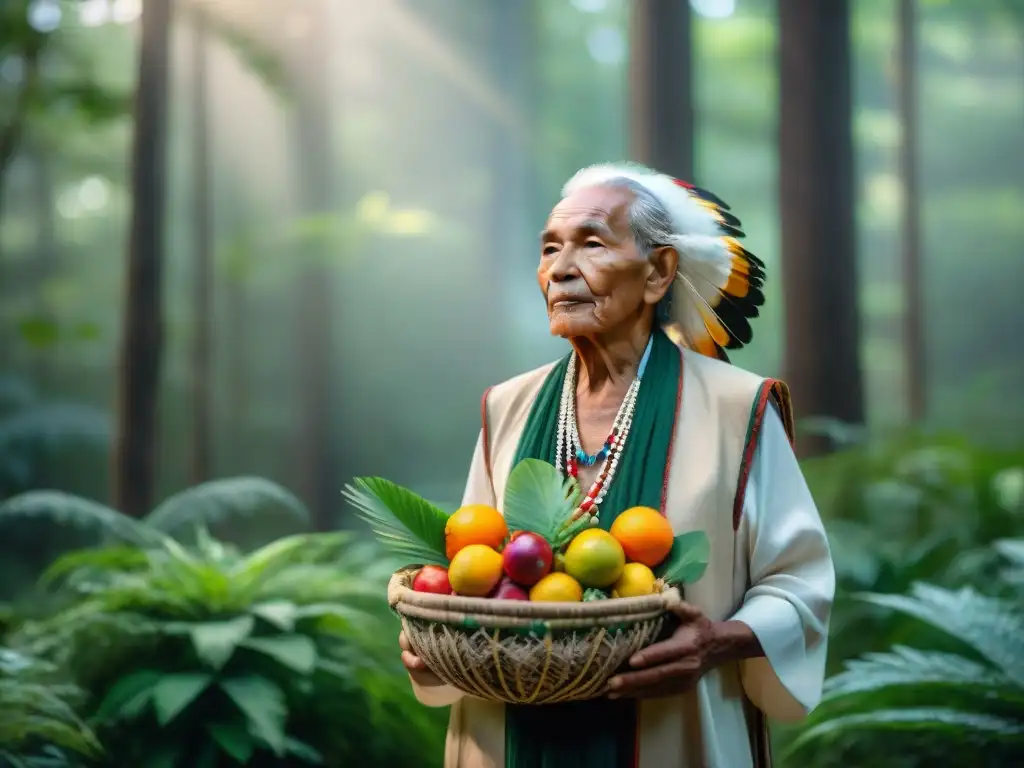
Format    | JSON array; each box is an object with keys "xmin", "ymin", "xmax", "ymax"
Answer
[
  {"xmin": 1, "ymin": 478, "xmax": 447, "ymax": 767},
  {"xmin": 783, "ymin": 538, "xmax": 1024, "ymax": 767}
]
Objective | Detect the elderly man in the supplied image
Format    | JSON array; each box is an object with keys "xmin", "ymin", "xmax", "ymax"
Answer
[{"xmin": 399, "ymin": 162, "xmax": 834, "ymax": 768}]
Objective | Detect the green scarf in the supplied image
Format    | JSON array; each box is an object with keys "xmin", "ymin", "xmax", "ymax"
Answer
[{"xmin": 504, "ymin": 328, "xmax": 682, "ymax": 768}]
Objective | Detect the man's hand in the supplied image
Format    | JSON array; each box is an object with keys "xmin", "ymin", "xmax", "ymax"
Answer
[
  {"xmin": 606, "ymin": 603, "xmax": 763, "ymax": 700},
  {"xmin": 400, "ymin": 631, "xmax": 446, "ymax": 689}
]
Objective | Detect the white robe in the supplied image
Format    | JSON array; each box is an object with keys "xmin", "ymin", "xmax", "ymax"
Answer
[{"xmin": 410, "ymin": 352, "xmax": 835, "ymax": 768}]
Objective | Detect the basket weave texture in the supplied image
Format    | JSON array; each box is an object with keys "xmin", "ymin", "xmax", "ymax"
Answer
[{"xmin": 389, "ymin": 569, "xmax": 681, "ymax": 705}]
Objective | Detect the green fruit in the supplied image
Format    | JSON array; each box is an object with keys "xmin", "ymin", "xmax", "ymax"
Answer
[
  {"xmin": 583, "ymin": 588, "xmax": 609, "ymax": 602},
  {"xmin": 563, "ymin": 529, "xmax": 625, "ymax": 588}
]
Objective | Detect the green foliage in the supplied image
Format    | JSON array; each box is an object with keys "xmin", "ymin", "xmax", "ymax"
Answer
[
  {"xmin": 343, "ymin": 478, "xmax": 450, "ymax": 566},
  {"xmin": 6, "ymin": 531, "xmax": 445, "ymax": 767},
  {"xmin": 0, "ymin": 647, "xmax": 101, "ymax": 767},
  {"xmin": 503, "ymin": 459, "xmax": 580, "ymax": 544},
  {"xmin": 654, "ymin": 532, "xmax": 711, "ymax": 586},
  {"xmin": 786, "ymin": 542, "xmax": 1024, "ymax": 767}
]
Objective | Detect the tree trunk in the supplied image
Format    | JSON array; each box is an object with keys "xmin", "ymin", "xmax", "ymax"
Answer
[
  {"xmin": 190, "ymin": 9, "xmax": 214, "ymax": 484},
  {"xmin": 488, "ymin": 0, "xmax": 535, "ymax": 363},
  {"xmin": 778, "ymin": 0, "xmax": 864, "ymax": 455},
  {"xmin": 112, "ymin": 0, "xmax": 173, "ymax": 516},
  {"xmin": 33, "ymin": 147, "xmax": 57, "ymax": 388},
  {"xmin": 288, "ymin": 0, "xmax": 335, "ymax": 530},
  {"xmin": 898, "ymin": 0, "xmax": 925, "ymax": 422},
  {"xmin": 628, "ymin": 0, "xmax": 694, "ymax": 180}
]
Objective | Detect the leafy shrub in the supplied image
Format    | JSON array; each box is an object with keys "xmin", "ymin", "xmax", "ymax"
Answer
[
  {"xmin": 783, "ymin": 541, "xmax": 1024, "ymax": 767},
  {"xmin": 0, "ymin": 646, "xmax": 100, "ymax": 767},
  {"xmin": 7, "ymin": 530, "xmax": 445, "ymax": 767}
]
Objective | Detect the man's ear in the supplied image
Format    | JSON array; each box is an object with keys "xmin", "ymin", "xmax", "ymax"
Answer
[{"xmin": 645, "ymin": 245, "xmax": 679, "ymax": 306}]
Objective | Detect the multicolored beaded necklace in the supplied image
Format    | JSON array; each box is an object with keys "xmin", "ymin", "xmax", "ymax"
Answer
[{"xmin": 556, "ymin": 334, "xmax": 654, "ymax": 518}]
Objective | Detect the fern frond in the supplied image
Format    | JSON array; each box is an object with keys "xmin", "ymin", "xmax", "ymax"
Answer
[
  {"xmin": 824, "ymin": 645, "xmax": 1019, "ymax": 700},
  {"xmin": 787, "ymin": 707, "xmax": 1024, "ymax": 757},
  {"xmin": 858, "ymin": 583, "xmax": 1024, "ymax": 686},
  {"xmin": 343, "ymin": 479, "xmax": 449, "ymax": 566}
]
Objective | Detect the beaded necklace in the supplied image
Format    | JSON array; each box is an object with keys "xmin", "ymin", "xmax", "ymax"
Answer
[{"xmin": 556, "ymin": 334, "xmax": 654, "ymax": 518}]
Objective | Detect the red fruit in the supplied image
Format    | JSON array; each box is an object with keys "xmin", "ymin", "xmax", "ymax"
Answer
[
  {"xmin": 491, "ymin": 577, "xmax": 530, "ymax": 601},
  {"xmin": 412, "ymin": 565, "xmax": 451, "ymax": 594},
  {"xmin": 502, "ymin": 532, "xmax": 553, "ymax": 586}
]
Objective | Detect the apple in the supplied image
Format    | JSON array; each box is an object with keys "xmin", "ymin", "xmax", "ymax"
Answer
[{"xmin": 412, "ymin": 565, "xmax": 451, "ymax": 594}]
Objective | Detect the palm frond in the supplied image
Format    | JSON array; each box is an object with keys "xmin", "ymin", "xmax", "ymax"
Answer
[
  {"xmin": 858, "ymin": 583, "xmax": 1024, "ymax": 686},
  {"xmin": 0, "ymin": 492, "xmax": 165, "ymax": 548},
  {"xmin": 502, "ymin": 459, "xmax": 579, "ymax": 543},
  {"xmin": 144, "ymin": 477, "xmax": 311, "ymax": 546},
  {"xmin": 343, "ymin": 479, "xmax": 449, "ymax": 566},
  {"xmin": 786, "ymin": 707, "xmax": 1024, "ymax": 757}
]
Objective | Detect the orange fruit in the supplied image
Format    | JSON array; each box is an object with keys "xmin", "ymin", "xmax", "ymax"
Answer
[
  {"xmin": 448, "ymin": 544, "xmax": 504, "ymax": 596},
  {"xmin": 611, "ymin": 563, "xmax": 658, "ymax": 598},
  {"xmin": 563, "ymin": 529, "xmax": 625, "ymax": 588},
  {"xmin": 529, "ymin": 572, "xmax": 583, "ymax": 602},
  {"xmin": 445, "ymin": 504, "xmax": 508, "ymax": 560},
  {"xmin": 609, "ymin": 506, "xmax": 674, "ymax": 568}
]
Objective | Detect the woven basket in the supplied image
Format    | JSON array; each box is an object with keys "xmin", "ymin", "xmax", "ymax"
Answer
[{"xmin": 388, "ymin": 568, "xmax": 681, "ymax": 705}]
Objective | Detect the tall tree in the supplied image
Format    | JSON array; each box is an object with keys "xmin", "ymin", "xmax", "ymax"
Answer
[
  {"xmin": 898, "ymin": 0, "xmax": 925, "ymax": 422},
  {"xmin": 628, "ymin": 0, "xmax": 694, "ymax": 180},
  {"xmin": 112, "ymin": 0, "xmax": 173, "ymax": 516},
  {"xmin": 778, "ymin": 0, "xmax": 863, "ymax": 454},
  {"xmin": 286, "ymin": 0, "xmax": 335, "ymax": 530},
  {"xmin": 190, "ymin": 8, "xmax": 214, "ymax": 484}
]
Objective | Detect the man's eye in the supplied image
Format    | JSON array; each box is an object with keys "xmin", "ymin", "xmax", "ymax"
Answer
[
  {"xmin": 542, "ymin": 245, "xmax": 559, "ymax": 256},
  {"xmin": 584, "ymin": 240, "xmax": 603, "ymax": 249}
]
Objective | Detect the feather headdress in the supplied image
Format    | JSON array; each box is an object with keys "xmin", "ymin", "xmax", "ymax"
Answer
[{"xmin": 561, "ymin": 162, "xmax": 764, "ymax": 362}]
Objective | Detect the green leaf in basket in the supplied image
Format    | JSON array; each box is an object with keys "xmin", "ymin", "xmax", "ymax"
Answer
[
  {"xmin": 343, "ymin": 478, "xmax": 450, "ymax": 565},
  {"xmin": 655, "ymin": 531, "xmax": 710, "ymax": 585},
  {"xmin": 503, "ymin": 459, "xmax": 580, "ymax": 543}
]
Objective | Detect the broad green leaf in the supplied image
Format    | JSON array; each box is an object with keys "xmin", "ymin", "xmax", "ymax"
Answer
[
  {"xmin": 146, "ymin": 743, "xmax": 185, "ymax": 768},
  {"xmin": 220, "ymin": 676, "xmax": 288, "ymax": 756},
  {"xmin": 241, "ymin": 635, "xmax": 318, "ymax": 674},
  {"xmin": 654, "ymin": 532, "xmax": 710, "ymax": 585},
  {"xmin": 251, "ymin": 600, "xmax": 298, "ymax": 631},
  {"xmin": 344, "ymin": 478, "xmax": 450, "ymax": 565},
  {"xmin": 145, "ymin": 477, "xmax": 310, "ymax": 542},
  {"xmin": 93, "ymin": 669, "xmax": 162, "ymax": 722},
  {"xmin": 285, "ymin": 736, "xmax": 325, "ymax": 764},
  {"xmin": 152, "ymin": 673, "xmax": 213, "ymax": 726},
  {"xmin": 189, "ymin": 616, "xmax": 255, "ymax": 669},
  {"xmin": 502, "ymin": 459, "xmax": 579, "ymax": 542},
  {"xmin": 207, "ymin": 720, "xmax": 257, "ymax": 763},
  {"xmin": 0, "ymin": 491, "xmax": 163, "ymax": 548}
]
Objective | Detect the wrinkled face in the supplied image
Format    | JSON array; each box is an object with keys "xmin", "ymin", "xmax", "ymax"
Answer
[{"xmin": 539, "ymin": 185, "xmax": 661, "ymax": 339}]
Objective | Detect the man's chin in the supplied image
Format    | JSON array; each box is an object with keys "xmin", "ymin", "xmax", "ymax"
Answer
[{"xmin": 549, "ymin": 317, "xmax": 597, "ymax": 339}]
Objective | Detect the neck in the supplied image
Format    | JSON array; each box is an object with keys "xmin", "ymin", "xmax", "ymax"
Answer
[{"xmin": 572, "ymin": 316, "xmax": 655, "ymax": 395}]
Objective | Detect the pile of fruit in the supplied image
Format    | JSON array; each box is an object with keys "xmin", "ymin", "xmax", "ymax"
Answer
[
  {"xmin": 414, "ymin": 504, "xmax": 677, "ymax": 602},
  {"xmin": 346, "ymin": 458, "xmax": 708, "ymax": 603}
]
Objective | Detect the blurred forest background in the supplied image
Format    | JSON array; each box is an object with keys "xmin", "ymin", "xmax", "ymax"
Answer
[{"xmin": 0, "ymin": 0, "xmax": 1022, "ymax": 766}]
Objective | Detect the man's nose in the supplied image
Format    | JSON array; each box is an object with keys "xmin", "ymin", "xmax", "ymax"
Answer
[{"xmin": 548, "ymin": 248, "xmax": 580, "ymax": 282}]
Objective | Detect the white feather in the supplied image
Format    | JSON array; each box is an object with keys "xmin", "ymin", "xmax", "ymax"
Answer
[{"xmin": 561, "ymin": 163, "xmax": 723, "ymax": 238}]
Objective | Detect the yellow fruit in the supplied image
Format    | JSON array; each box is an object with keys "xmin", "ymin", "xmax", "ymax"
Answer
[
  {"xmin": 448, "ymin": 544, "xmax": 503, "ymax": 596},
  {"xmin": 445, "ymin": 504, "xmax": 508, "ymax": 560},
  {"xmin": 529, "ymin": 572, "xmax": 583, "ymax": 602},
  {"xmin": 609, "ymin": 506, "xmax": 674, "ymax": 568},
  {"xmin": 611, "ymin": 562, "xmax": 658, "ymax": 598},
  {"xmin": 563, "ymin": 529, "xmax": 625, "ymax": 588}
]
